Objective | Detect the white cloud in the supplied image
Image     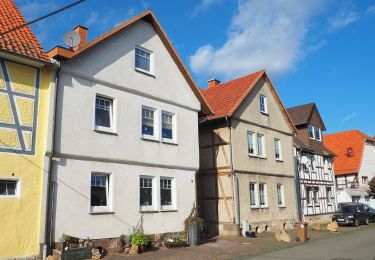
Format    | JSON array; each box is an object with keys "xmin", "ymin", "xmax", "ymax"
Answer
[
  {"xmin": 189, "ymin": 0, "xmax": 326, "ymax": 80},
  {"xmin": 342, "ymin": 112, "xmax": 357, "ymax": 122},
  {"xmin": 86, "ymin": 11, "xmax": 99, "ymax": 27},
  {"xmin": 367, "ymin": 6, "xmax": 375, "ymax": 15},
  {"xmin": 328, "ymin": 10, "xmax": 359, "ymax": 32},
  {"xmin": 191, "ymin": 0, "xmax": 222, "ymax": 17}
]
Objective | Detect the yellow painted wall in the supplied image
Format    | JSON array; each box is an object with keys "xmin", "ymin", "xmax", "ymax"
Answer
[{"xmin": 0, "ymin": 60, "xmax": 51, "ymax": 258}]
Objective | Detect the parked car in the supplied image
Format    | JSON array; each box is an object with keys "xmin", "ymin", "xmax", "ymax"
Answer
[
  {"xmin": 362, "ymin": 203, "xmax": 375, "ymax": 222},
  {"xmin": 332, "ymin": 203, "xmax": 369, "ymax": 226}
]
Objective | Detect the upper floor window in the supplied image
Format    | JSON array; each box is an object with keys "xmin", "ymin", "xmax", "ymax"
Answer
[
  {"xmin": 142, "ymin": 106, "xmax": 157, "ymax": 139},
  {"xmin": 135, "ymin": 47, "xmax": 152, "ymax": 73},
  {"xmin": 308, "ymin": 124, "xmax": 322, "ymax": 142},
  {"xmin": 247, "ymin": 132, "xmax": 256, "ymax": 156},
  {"xmin": 95, "ymin": 95, "xmax": 115, "ymax": 132},
  {"xmin": 257, "ymin": 134, "xmax": 266, "ymax": 158},
  {"xmin": 274, "ymin": 138, "xmax": 282, "ymax": 161},
  {"xmin": 162, "ymin": 111, "xmax": 175, "ymax": 142},
  {"xmin": 259, "ymin": 95, "xmax": 268, "ymax": 114},
  {"xmin": 0, "ymin": 179, "xmax": 19, "ymax": 197}
]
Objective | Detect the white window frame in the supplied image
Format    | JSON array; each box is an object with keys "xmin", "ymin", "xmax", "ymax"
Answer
[
  {"xmin": 141, "ymin": 105, "xmax": 159, "ymax": 141},
  {"xmin": 308, "ymin": 125, "xmax": 315, "ymax": 140},
  {"xmin": 277, "ymin": 184, "xmax": 285, "ymax": 207},
  {"xmin": 161, "ymin": 111, "xmax": 177, "ymax": 144},
  {"xmin": 0, "ymin": 178, "xmax": 21, "ymax": 198},
  {"xmin": 259, "ymin": 95, "xmax": 268, "ymax": 114},
  {"xmin": 139, "ymin": 175, "xmax": 157, "ymax": 212},
  {"xmin": 160, "ymin": 176, "xmax": 176, "ymax": 211},
  {"xmin": 247, "ymin": 131, "xmax": 256, "ymax": 156},
  {"xmin": 259, "ymin": 183, "xmax": 268, "ymax": 208},
  {"xmin": 313, "ymin": 187, "xmax": 319, "ymax": 206},
  {"xmin": 134, "ymin": 45, "xmax": 154, "ymax": 76},
  {"xmin": 257, "ymin": 134, "xmax": 266, "ymax": 158},
  {"xmin": 249, "ymin": 182, "xmax": 258, "ymax": 208},
  {"xmin": 274, "ymin": 138, "xmax": 282, "ymax": 161},
  {"xmin": 306, "ymin": 186, "xmax": 313, "ymax": 206},
  {"xmin": 90, "ymin": 172, "xmax": 113, "ymax": 213},
  {"xmin": 315, "ymin": 127, "xmax": 322, "ymax": 142},
  {"xmin": 93, "ymin": 93, "xmax": 117, "ymax": 134}
]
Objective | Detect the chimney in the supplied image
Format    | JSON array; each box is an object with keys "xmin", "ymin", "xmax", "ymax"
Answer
[
  {"xmin": 73, "ymin": 25, "xmax": 88, "ymax": 51},
  {"xmin": 208, "ymin": 78, "xmax": 220, "ymax": 88}
]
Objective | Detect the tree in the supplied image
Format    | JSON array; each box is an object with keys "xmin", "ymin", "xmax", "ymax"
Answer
[{"xmin": 368, "ymin": 176, "xmax": 375, "ymax": 199}]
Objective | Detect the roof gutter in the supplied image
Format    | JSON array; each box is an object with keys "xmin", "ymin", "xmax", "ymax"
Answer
[{"xmin": 0, "ymin": 49, "xmax": 52, "ymax": 67}]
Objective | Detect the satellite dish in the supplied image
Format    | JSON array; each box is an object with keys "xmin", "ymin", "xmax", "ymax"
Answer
[{"xmin": 63, "ymin": 31, "xmax": 81, "ymax": 48}]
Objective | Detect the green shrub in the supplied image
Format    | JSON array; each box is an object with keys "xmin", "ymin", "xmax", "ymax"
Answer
[{"xmin": 130, "ymin": 232, "xmax": 150, "ymax": 246}]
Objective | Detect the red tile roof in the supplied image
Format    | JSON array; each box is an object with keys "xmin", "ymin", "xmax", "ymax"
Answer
[
  {"xmin": 0, "ymin": 0, "xmax": 49, "ymax": 62},
  {"xmin": 201, "ymin": 70, "xmax": 264, "ymax": 119},
  {"xmin": 324, "ymin": 130, "xmax": 370, "ymax": 175}
]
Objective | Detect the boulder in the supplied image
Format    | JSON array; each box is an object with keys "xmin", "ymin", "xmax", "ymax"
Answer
[
  {"xmin": 274, "ymin": 229, "xmax": 292, "ymax": 243},
  {"xmin": 124, "ymin": 247, "xmax": 130, "ymax": 254},
  {"xmin": 311, "ymin": 223, "xmax": 322, "ymax": 231},
  {"xmin": 129, "ymin": 245, "xmax": 139, "ymax": 255},
  {"xmin": 327, "ymin": 221, "xmax": 338, "ymax": 232}
]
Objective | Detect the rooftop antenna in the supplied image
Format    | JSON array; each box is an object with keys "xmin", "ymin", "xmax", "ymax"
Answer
[{"xmin": 63, "ymin": 31, "xmax": 81, "ymax": 49}]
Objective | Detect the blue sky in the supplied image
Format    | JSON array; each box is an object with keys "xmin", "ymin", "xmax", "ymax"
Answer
[{"xmin": 16, "ymin": 0, "xmax": 375, "ymax": 136}]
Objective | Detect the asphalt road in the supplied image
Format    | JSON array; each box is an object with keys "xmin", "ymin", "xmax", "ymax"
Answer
[{"xmin": 248, "ymin": 227, "xmax": 375, "ymax": 260}]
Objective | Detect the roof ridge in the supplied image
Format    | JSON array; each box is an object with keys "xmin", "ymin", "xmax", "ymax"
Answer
[{"xmin": 202, "ymin": 69, "xmax": 265, "ymax": 92}]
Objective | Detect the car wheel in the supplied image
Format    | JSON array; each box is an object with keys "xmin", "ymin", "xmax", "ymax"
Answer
[
  {"xmin": 365, "ymin": 217, "xmax": 369, "ymax": 225},
  {"xmin": 353, "ymin": 218, "xmax": 359, "ymax": 227}
]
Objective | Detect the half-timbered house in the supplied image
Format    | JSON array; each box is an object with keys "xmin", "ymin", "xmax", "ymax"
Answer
[{"xmin": 287, "ymin": 103, "xmax": 337, "ymax": 223}]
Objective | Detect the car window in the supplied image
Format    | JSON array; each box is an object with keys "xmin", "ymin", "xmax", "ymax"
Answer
[{"xmin": 340, "ymin": 206, "xmax": 356, "ymax": 213}]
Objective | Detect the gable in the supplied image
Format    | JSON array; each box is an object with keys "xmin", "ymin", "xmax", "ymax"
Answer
[
  {"xmin": 308, "ymin": 106, "xmax": 326, "ymax": 130},
  {"xmin": 60, "ymin": 19, "xmax": 201, "ymax": 110},
  {"xmin": 233, "ymin": 76, "xmax": 295, "ymax": 134}
]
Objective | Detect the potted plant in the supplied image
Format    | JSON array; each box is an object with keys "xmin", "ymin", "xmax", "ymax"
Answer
[
  {"xmin": 130, "ymin": 232, "xmax": 151, "ymax": 253},
  {"xmin": 164, "ymin": 235, "xmax": 188, "ymax": 248}
]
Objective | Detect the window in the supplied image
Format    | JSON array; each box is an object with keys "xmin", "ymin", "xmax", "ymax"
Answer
[
  {"xmin": 315, "ymin": 127, "xmax": 322, "ymax": 142},
  {"xmin": 306, "ymin": 186, "xmax": 312, "ymax": 205},
  {"xmin": 277, "ymin": 184, "xmax": 285, "ymax": 207},
  {"xmin": 313, "ymin": 187, "xmax": 319, "ymax": 205},
  {"xmin": 248, "ymin": 132, "xmax": 256, "ymax": 155},
  {"xmin": 274, "ymin": 139, "xmax": 282, "ymax": 160},
  {"xmin": 135, "ymin": 47, "xmax": 151, "ymax": 73},
  {"xmin": 326, "ymin": 187, "xmax": 332, "ymax": 204},
  {"xmin": 142, "ymin": 106, "xmax": 156, "ymax": 138},
  {"xmin": 160, "ymin": 177, "xmax": 174, "ymax": 210},
  {"xmin": 308, "ymin": 125, "xmax": 315, "ymax": 139},
  {"xmin": 249, "ymin": 183, "xmax": 257, "ymax": 207},
  {"xmin": 352, "ymin": 196, "xmax": 360, "ymax": 203},
  {"xmin": 311, "ymin": 155, "xmax": 315, "ymax": 171},
  {"xmin": 362, "ymin": 176, "xmax": 368, "ymax": 185},
  {"xmin": 162, "ymin": 112, "xmax": 174, "ymax": 142},
  {"xmin": 0, "ymin": 180, "xmax": 18, "ymax": 197},
  {"xmin": 95, "ymin": 95, "xmax": 114, "ymax": 132},
  {"xmin": 259, "ymin": 183, "xmax": 267, "ymax": 207},
  {"xmin": 90, "ymin": 173, "xmax": 110, "ymax": 212},
  {"xmin": 259, "ymin": 95, "xmax": 267, "ymax": 113},
  {"xmin": 303, "ymin": 163, "xmax": 309, "ymax": 173},
  {"xmin": 140, "ymin": 176, "xmax": 154, "ymax": 210},
  {"xmin": 257, "ymin": 134, "xmax": 265, "ymax": 157}
]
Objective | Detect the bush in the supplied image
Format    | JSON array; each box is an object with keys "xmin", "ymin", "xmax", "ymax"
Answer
[
  {"xmin": 164, "ymin": 235, "xmax": 188, "ymax": 248},
  {"xmin": 130, "ymin": 232, "xmax": 150, "ymax": 247},
  {"xmin": 368, "ymin": 176, "xmax": 375, "ymax": 198}
]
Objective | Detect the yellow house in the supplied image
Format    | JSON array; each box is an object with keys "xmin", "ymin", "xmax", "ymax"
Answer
[{"xmin": 0, "ymin": 0, "xmax": 53, "ymax": 258}]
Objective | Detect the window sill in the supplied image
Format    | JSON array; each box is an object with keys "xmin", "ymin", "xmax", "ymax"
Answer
[
  {"xmin": 0, "ymin": 195, "xmax": 19, "ymax": 199},
  {"xmin": 278, "ymin": 205, "xmax": 286, "ymax": 208},
  {"xmin": 260, "ymin": 112, "xmax": 269, "ymax": 116},
  {"xmin": 89, "ymin": 211, "xmax": 115, "ymax": 215},
  {"xmin": 135, "ymin": 67, "xmax": 155, "ymax": 78},
  {"xmin": 160, "ymin": 209, "xmax": 178, "ymax": 212},
  {"xmin": 162, "ymin": 140, "xmax": 178, "ymax": 146},
  {"xmin": 260, "ymin": 206, "xmax": 269, "ymax": 209},
  {"xmin": 250, "ymin": 206, "xmax": 259, "ymax": 209},
  {"xmin": 258, "ymin": 156, "xmax": 267, "ymax": 160},
  {"xmin": 140, "ymin": 210, "xmax": 159, "ymax": 213},
  {"xmin": 141, "ymin": 136, "xmax": 160, "ymax": 143},
  {"xmin": 94, "ymin": 128, "xmax": 118, "ymax": 135},
  {"xmin": 276, "ymin": 159, "xmax": 283, "ymax": 162}
]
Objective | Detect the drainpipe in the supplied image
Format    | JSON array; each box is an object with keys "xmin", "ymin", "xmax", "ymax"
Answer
[
  {"xmin": 43, "ymin": 60, "xmax": 61, "ymax": 259},
  {"xmin": 227, "ymin": 117, "xmax": 240, "ymax": 226},
  {"xmin": 294, "ymin": 146, "xmax": 303, "ymax": 221}
]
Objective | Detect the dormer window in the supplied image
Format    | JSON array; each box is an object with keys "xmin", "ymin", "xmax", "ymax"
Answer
[
  {"xmin": 308, "ymin": 124, "xmax": 322, "ymax": 142},
  {"xmin": 259, "ymin": 95, "xmax": 267, "ymax": 114}
]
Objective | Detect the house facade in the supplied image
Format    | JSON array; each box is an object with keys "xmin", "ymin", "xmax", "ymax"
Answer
[
  {"xmin": 0, "ymin": 0, "xmax": 53, "ymax": 258},
  {"xmin": 197, "ymin": 71, "xmax": 299, "ymax": 236},
  {"xmin": 46, "ymin": 10, "xmax": 210, "ymax": 245},
  {"xmin": 325, "ymin": 130, "xmax": 375, "ymax": 208},
  {"xmin": 287, "ymin": 103, "xmax": 337, "ymax": 223}
]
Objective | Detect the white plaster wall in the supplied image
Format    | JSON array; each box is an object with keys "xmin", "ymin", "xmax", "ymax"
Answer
[
  {"xmin": 53, "ymin": 159, "xmax": 196, "ymax": 240},
  {"xmin": 359, "ymin": 141, "xmax": 375, "ymax": 187}
]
